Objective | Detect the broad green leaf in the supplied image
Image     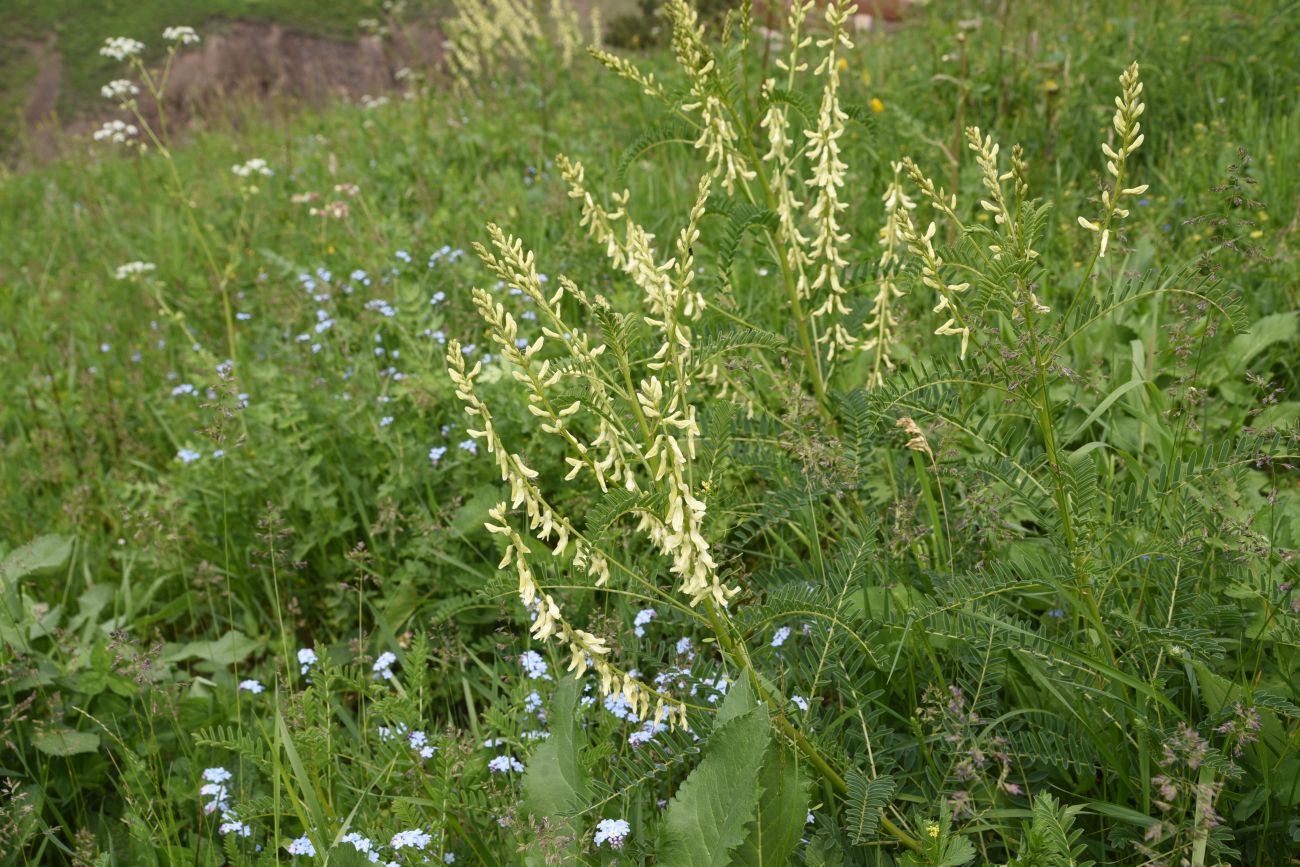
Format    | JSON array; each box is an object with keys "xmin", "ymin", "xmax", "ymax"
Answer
[
  {"xmin": 69, "ymin": 583, "xmax": 116, "ymax": 634},
  {"xmin": 1274, "ymin": 756, "xmax": 1300, "ymax": 808},
  {"xmin": 522, "ymin": 674, "xmax": 589, "ymax": 818},
  {"xmin": 660, "ymin": 679, "xmax": 771, "ymax": 867},
  {"xmin": 732, "ymin": 740, "xmax": 808, "ymax": 867},
  {"xmin": 1, "ymin": 535, "xmax": 73, "ymax": 581},
  {"xmin": 451, "ymin": 489, "xmax": 499, "ymax": 536},
  {"xmin": 845, "ymin": 771, "xmax": 896, "ymax": 844},
  {"xmin": 34, "ymin": 728, "xmax": 100, "ymax": 757},
  {"xmin": 2, "ymin": 536, "xmax": 72, "ymax": 648},
  {"xmin": 1233, "ymin": 786, "xmax": 1270, "ymax": 821},
  {"xmin": 1225, "ymin": 312, "xmax": 1297, "ymax": 374},
  {"xmin": 1191, "ymin": 661, "xmax": 1290, "ymax": 758},
  {"xmin": 164, "ymin": 630, "xmax": 261, "ymax": 666},
  {"xmin": 77, "ymin": 669, "xmax": 110, "ymax": 697},
  {"xmin": 1209, "ymin": 311, "xmax": 1298, "ymax": 399},
  {"xmin": 714, "ymin": 672, "xmax": 760, "ymax": 726}
]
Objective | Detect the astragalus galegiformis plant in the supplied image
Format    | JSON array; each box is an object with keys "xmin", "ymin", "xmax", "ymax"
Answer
[
  {"xmin": 443, "ymin": 0, "xmax": 596, "ymax": 91},
  {"xmin": 450, "ymin": 5, "xmax": 1295, "ymax": 865}
]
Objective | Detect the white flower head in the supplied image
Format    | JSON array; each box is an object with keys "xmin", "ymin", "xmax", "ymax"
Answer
[
  {"xmin": 100, "ymin": 79, "xmax": 139, "ymax": 102},
  {"xmin": 297, "ymin": 647, "xmax": 318, "ymax": 674},
  {"xmin": 94, "ymin": 120, "xmax": 140, "ymax": 146},
  {"xmin": 101, "ymin": 37, "xmax": 144, "ymax": 61},
  {"xmin": 232, "ymin": 158, "xmax": 273, "ymax": 178},
  {"xmin": 239, "ymin": 679, "xmax": 265, "ymax": 694},
  {"xmin": 162, "ymin": 26, "xmax": 200, "ymax": 45},
  {"xmin": 114, "ymin": 261, "xmax": 155, "ymax": 281}
]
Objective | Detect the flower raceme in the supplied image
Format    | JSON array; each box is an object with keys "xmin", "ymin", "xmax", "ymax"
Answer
[
  {"xmin": 1077, "ymin": 62, "xmax": 1149, "ymax": 258},
  {"xmin": 448, "ymin": 172, "xmax": 761, "ymax": 728},
  {"xmin": 443, "ymin": 0, "xmax": 592, "ymax": 91},
  {"xmin": 806, "ymin": 0, "xmax": 857, "ymax": 361},
  {"xmin": 593, "ymin": 0, "xmax": 881, "ymax": 377},
  {"xmin": 896, "ymin": 62, "xmax": 1147, "ymax": 361},
  {"xmin": 665, "ymin": 0, "xmax": 754, "ymax": 195},
  {"xmin": 861, "ymin": 161, "xmax": 915, "ymax": 385}
]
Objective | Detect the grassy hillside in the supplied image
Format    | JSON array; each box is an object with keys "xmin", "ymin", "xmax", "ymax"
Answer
[
  {"xmin": 1, "ymin": 0, "xmax": 1298, "ymax": 864},
  {"xmin": 2, "ymin": 0, "xmax": 444, "ymax": 154}
]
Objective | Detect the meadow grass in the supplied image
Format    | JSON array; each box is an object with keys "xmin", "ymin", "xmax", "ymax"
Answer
[{"xmin": 1, "ymin": 1, "xmax": 1298, "ymax": 864}]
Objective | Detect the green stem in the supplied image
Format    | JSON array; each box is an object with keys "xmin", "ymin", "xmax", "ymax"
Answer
[
  {"xmin": 1023, "ymin": 302, "xmax": 1119, "ymax": 675},
  {"xmin": 911, "ymin": 448, "xmax": 948, "ymax": 570},
  {"xmin": 1062, "ymin": 162, "xmax": 1126, "ymax": 327}
]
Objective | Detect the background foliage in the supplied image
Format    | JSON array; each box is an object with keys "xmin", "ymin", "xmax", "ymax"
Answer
[{"xmin": 1, "ymin": 0, "xmax": 1297, "ymax": 865}]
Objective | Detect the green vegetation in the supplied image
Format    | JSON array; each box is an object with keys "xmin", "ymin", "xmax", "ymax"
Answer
[{"xmin": 1, "ymin": 1, "xmax": 1297, "ymax": 865}]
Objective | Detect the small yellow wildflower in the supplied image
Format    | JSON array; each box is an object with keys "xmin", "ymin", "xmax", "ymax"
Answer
[
  {"xmin": 1249, "ymin": 230, "xmax": 1264, "ymax": 239},
  {"xmin": 1257, "ymin": 210, "xmax": 1269, "ymax": 222},
  {"xmin": 870, "ymin": 97, "xmax": 885, "ymax": 113},
  {"xmin": 837, "ymin": 57, "xmax": 848, "ymax": 72},
  {"xmin": 926, "ymin": 822, "xmax": 940, "ymax": 838},
  {"xmin": 327, "ymin": 244, "xmax": 336, "ymax": 254},
  {"xmin": 1178, "ymin": 33, "xmax": 1191, "ymax": 43},
  {"xmin": 861, "ymin": 69, "xmax": 872, "ymax": 86},
  {"xmin": 1192, "ymin": 233, "xmax": 1203, "ymax": 242}
]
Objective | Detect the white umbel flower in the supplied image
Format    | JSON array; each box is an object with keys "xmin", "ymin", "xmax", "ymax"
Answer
[
  {"xmin": 162, "ymin": 26, "xmax": 200, "ymax": 45},
  {"xmin": 232, "ymin": 158, "xmax": 273, "ymax": 178},
  {"xmin": 101, "ymin": 37, "xmax": 144, "ymax": 61},
  {"xmin": 114, "ymin": 261, "xmax": 155, "ymax": 280},
  {"xmin": 100, "ymin": 79, "xmax": 138, "ymax": 102},
  {"xmin": 93, "ymin": 120, "xmax": 139, "ymax": 146}
]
